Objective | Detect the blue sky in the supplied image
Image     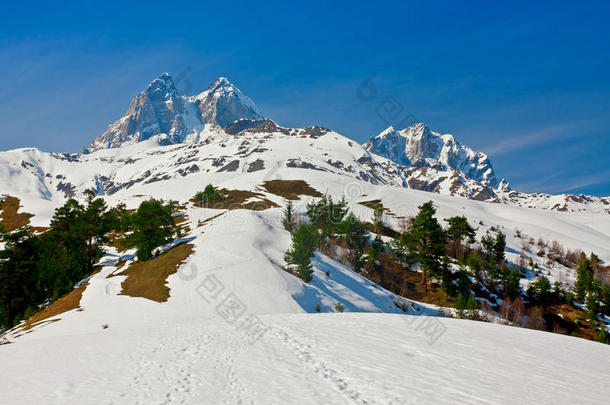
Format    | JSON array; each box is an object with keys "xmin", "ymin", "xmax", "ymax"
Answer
[{"xmin": 1, "ymin": 1, "xmax": 609, "ymax": 195}]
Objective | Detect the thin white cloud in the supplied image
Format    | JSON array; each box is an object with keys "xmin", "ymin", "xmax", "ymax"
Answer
[{"xmin": 481, "ymin": 122, "xmax": 587, "ymax": 156}]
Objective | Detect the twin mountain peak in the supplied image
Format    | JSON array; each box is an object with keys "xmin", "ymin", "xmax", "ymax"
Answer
[{"xmin": 85, "ymin": 73, "xmax": 505, "ymax": 192}]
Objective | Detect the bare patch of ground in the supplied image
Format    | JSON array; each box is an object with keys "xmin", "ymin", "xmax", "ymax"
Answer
[
  {"xmin": 16, "ymin": 281, "xmax": 90, "ymax": 332},
  {"xmin": 260, "ymin": 180, "xmax": 322, "ymax": 200},
  {"xmin": 191, "ymin": 189, "xmax": 278, "ymax": 211},
  {"xmin": 0, "ymin": 196, "xmax": 33, "ymax": 231},
  {"xmin": 114, "ymin": 243, "xmax": 195, "ymax": 303}
]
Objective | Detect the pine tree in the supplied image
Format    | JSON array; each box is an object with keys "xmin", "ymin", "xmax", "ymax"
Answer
[
  {"xmin": 128, "ymin": 199, "xmax": 176, "ymax": 261},
  {"xmin": 481, "ymin": 230, "xmax": 506, "ymax": 263},
  {"xmin": 505, "ymin": 269, "xmax": 521, "ymax": 300},
  {"xmin": 340, "ymin": 213, "xmax": 367, "ymax": 272},
  {"xmin": 494, "ymin": 232, "xmax": 506, "ymax": 262},
  {"xmin": 454, "ymin": 292, "xmax": 477, "ymax": 318},
  {"xmin": 481, "ymin": 232, "xmax": 496, "ymax": 259},
  {"xmin": 82, "ymin": 194, "xmax": 113, "ymax": 272},
  {"xmin": 405, "ymin": 201, "xmax": 446, "ymax": 289},
  {"xmin": 373, "ymin": 208, "xmax": 384, "ymax": 234},
  {"xmin": 574, "ymin": 259, "xmax": 594, "ymax": 301},
  {"xmin": 282, "ymin": 200, "xmax": 296, "ymax": 233},
  {"xmin": 284, "ymin": 224, "xmax": 318, "ymax": 282},
  {"xmin": 529, "ymin": 275, "xmax": 551, "ymax": 304},
  {"xmin": 306, "ymin": 195, "xmax": 347, "ymax": 241},
  {"xmin": 601, "ymin": 282, "xmax": 610, "ymax": 316},
  {"xmin": 0, "ymin": 226, "xmax": 40, "ymax": 328},
  {"xmin": 586, "ymin": 279, "xmax": 602, "ymax": 320},
  {"xmin": 445, "ymin": 216, "xmax": 476, "ymax": 260}
]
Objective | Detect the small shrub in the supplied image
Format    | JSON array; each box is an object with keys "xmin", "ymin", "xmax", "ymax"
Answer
[
  {"xmin": 194, "ymin": 184, "xmax": 225, "ymax": 204},
  {"xmin": 335, "ymin": 302, "xmax": 344, "ymax": 312}
]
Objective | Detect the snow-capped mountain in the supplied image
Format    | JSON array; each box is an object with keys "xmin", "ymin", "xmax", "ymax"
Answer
[
  {"xmin": 190, "ymin": 76, "xmax": 262, "ymax": 128},
  {"xmin": 2, "ymin": 73, "xmax": 610, "ymax": 220},
  {"xmin": 364, "ymin": 123, "xmax": 502, "ymax": 189},
  {"xmin": 85, "ymin": 74, "xmax": 261, "ymax": 152}
]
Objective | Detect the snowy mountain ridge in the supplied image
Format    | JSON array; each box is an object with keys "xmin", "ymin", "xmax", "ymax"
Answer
[
  {"xmin": 363, "ymin": 123, "xmax": 503, "ymax": 189},
  {"xmin": 2, "ymin": 72, "xmax": 610, "ymax": 221}
]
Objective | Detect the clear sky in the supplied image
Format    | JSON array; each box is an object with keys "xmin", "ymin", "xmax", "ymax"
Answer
[{"xmin": 1, "ymin": 1, "xmax": 609, "ymax": 195}]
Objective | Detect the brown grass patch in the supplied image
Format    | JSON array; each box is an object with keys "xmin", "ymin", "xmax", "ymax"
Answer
[
  {"xmin": 174, "ymin": 214, "xmax": 188, "ymax": 225},
  {"xmin": 19, "ymin": 282, "xmax": 89, "ymax": 331},
  {"xmin": 114, "ymin": 243, "xmax": 194, "ymax": 302},
  {"xmin": 261, "ymin": 180, "xmax": 323, "ymax": 200},
  {"xmin": 359, "ymin": 199, "xmax": 386, "ymax": 212},
  {"xmin": 191, "ymin": 189, "xmax": 278, "ymax": 210},
  {"xmin": 0, "ymin": 196, "xmax": 33, "ymax": 231},
  {"xmin": 197, "ymin": 212, "xmax": 226, "ymax": 227}
]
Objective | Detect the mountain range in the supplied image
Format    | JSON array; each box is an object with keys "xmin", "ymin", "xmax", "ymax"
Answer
[{"xmin": 1, "ymin": 73, "xmax": 608, "ymax": 220}]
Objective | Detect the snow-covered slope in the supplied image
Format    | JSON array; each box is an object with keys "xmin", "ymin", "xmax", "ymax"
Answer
[{"xmin": 1, "ymin": 204, "xmax": 609, "ymax": 404}]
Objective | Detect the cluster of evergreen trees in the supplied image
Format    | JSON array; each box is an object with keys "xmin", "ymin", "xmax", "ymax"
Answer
[
  {"xmin": 574, "ymin": 259, "xmax": 610, "ymax": 319},
  {"xmin": 194, "ymin": 184, "xmax": 225, "ymax": 204},
  {"xmin": 284, "ymin": 196, "xmax": 356, "ymax": 282},
  {"xmin": 0, "ymin": 194, "xmax": 176, "ymax": 331},
  {"xmin": 284, "ymin": 196, "xmax": 610, "ymax": 339}
]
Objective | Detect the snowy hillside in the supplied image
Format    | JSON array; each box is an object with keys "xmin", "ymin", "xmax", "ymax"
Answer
[
  {"xmin": 1, "ymin": 73, "xmax": 610, "ymax": 404},
  {"xmin": 1, "ymin": 202, "xmax": 609, "ymax": 404}
]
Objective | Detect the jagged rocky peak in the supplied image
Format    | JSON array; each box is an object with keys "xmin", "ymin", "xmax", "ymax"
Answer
[
  {"xmin": 363, "ymin": 122, "xmax": 502, "ymax": 188},
  {"xmin": 190, "ymin": 76, "xmax": 262, "ymax": 128},
  {"xmin": 85, "ymin": 74, "xmax": 262, "ymax": 152}
]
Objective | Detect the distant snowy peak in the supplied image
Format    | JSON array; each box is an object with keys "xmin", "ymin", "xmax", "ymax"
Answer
[
  {"xmin": 190, "ymin": 77, "xmax": 262, "ymax": 128},
  {"xmin": 363, "ymin": 123, "xmax": 503, "ymax": 189},
  {"xmin": 85, "ymin": 74, "xmax": 262, "ymax": 152}
]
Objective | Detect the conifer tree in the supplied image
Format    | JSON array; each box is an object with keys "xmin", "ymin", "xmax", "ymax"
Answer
[
  {"xmin": 306, "ymin": 195, "xmax": 347, "ymax": 242},
  {"xmin": 340, "ymin": 213, "xmax": 367, "ymax": 272},
  {"xmin": 601, "ymin": 282, "xmax": 610, "ymax": 316},
  {"xmin": 406, "ymin": 201, "xmax": 446, "ymax": 289},
  {"xmin": 284, "ymin": 224, "xmax": 318, "ymax": 282},
  {"xmin": 282, "ymin": 200, "xmax": 296, "ymax": 233},
  {"xmin": 586, "ymin": 279, "xmax": 602, "ymax": 320},
  {"xmin": 128, "ymin": 199, "xmax": 176, "ymax": 261},
  {"xmin": 494, "ymin": 231, "xmax": 506, "ymax": 262},
  {"xmin": 574, "ymin": 259, "xmax": 594, "ymax": 301},
  {"xmin": 82, "ymin": 192, "xmax": 113, "ymax": 271},
  {"xmin": 373, "ymin": 208, "xmax": 384, "ymax": 234},
  {"xmin": 505, "ymin": 269, "xmax": 521, "ymax": 300},
  {"xmin": 445, "ymin": 216, "xmax": 476, "ymax": 260},
  {"xmin": 0, "ymin": 226, "xmax": 40, "ymax": 328}
]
